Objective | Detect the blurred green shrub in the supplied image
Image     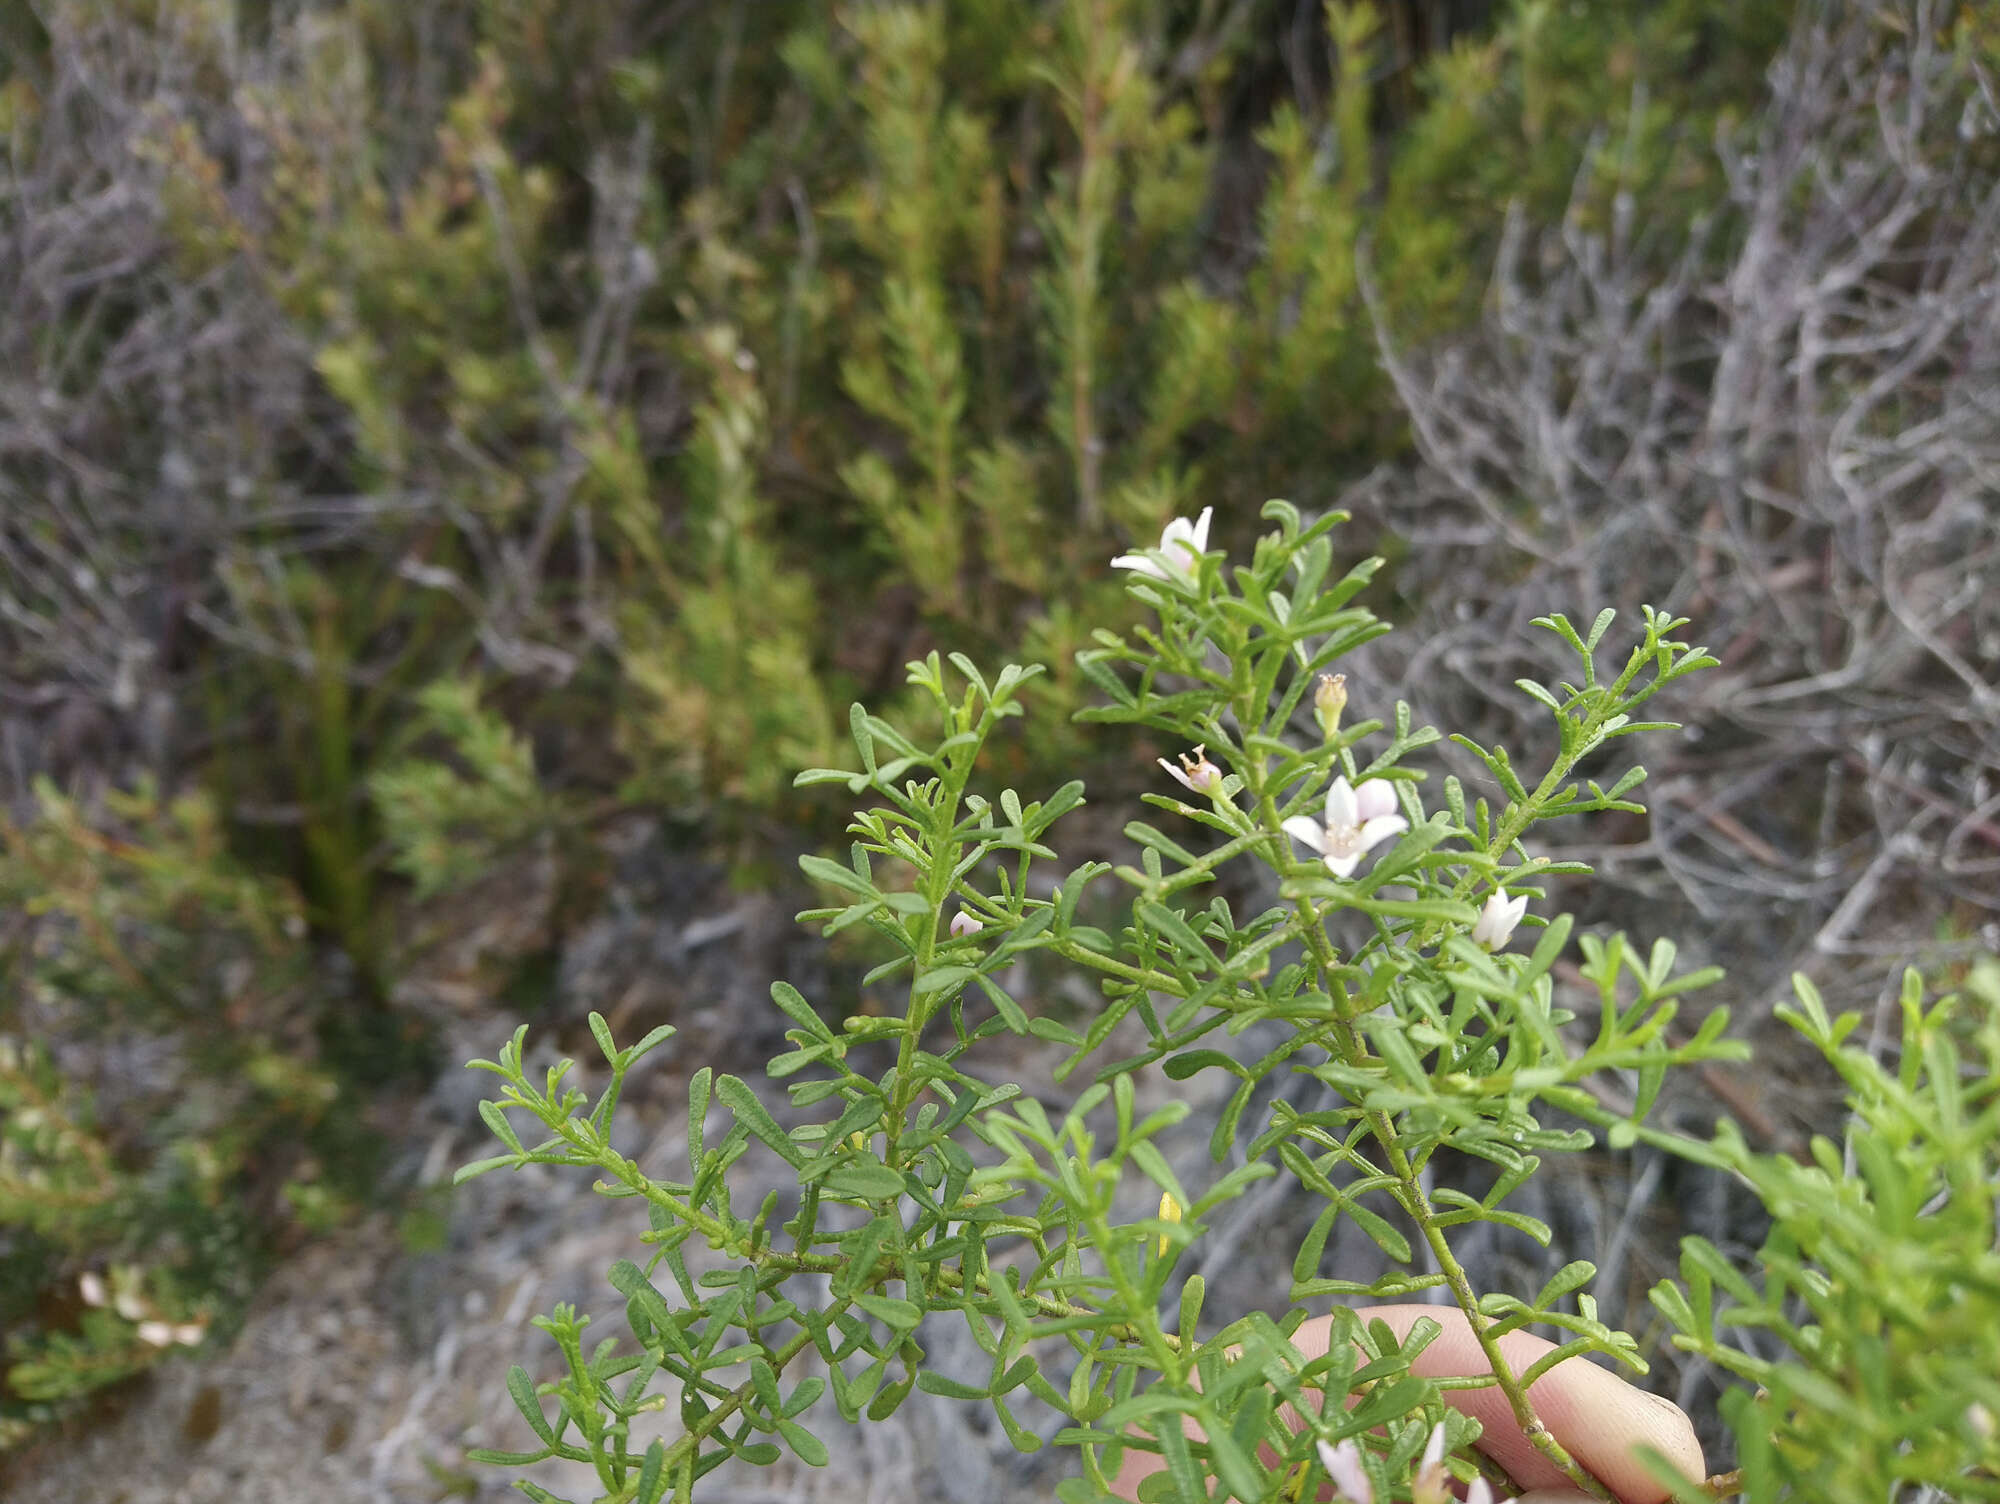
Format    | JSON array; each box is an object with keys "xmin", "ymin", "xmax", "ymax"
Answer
[
  {"xmin": 0, "ymin": 782, "xmax": 354, "ymax": 1443},
  {"xmin": 103, "ymin": 0, "xmax": 1792, "ymax": 850}
]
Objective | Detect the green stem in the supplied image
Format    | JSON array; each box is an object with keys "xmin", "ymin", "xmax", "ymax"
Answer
[{"xmin": 1245, "ymin": 760, "xmax": 1613, "ymax": 1501}]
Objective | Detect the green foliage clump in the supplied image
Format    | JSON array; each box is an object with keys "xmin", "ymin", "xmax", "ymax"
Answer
[
  {"xmin": 0, "ymin": 783, "xmax": 348, "ymax": 1443},
  {"xmin": 73, "ymin": 0, "xmax": 1796, "ymax": 877},
  {"xmin": 371, "ymin": 677, "xmax": 569, "ymax": 902},
  {"xmin": 1652, "ymin": 965, "xmax": 2000, "ymax": 1503},
  {"xmin": 460, "ymin": 506, "xmax": 1752, "ymax": 1502}
]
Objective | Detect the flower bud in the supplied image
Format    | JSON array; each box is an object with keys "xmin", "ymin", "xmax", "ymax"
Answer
[
  {"xmin": 1472, "ymin": 890, "xmax": 1530, "ymax": 951},
  {"xmin": 1156, "ymin": 1191, "xmax": 1182, "ymax": 1256},
  {"xmin": 1313, "ymin": 673, "xmax": 1348, "ymax": 740}
]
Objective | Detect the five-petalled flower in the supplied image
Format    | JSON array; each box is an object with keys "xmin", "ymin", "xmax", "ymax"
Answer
[
  {"xmin": 1159, "ymin": 745, "xmax": 1223, "ymax": 796},
  {"xmin": 1282, "ymin": 777, "xmax": 1407, "ymax": 878},
  {"xmin": 1472, "ymin": 890, "xmax": 1529, "ymax": 951},
  {"xmin": 1112, "ymin": 507, "xmax": 1213, "ymax": 586}
]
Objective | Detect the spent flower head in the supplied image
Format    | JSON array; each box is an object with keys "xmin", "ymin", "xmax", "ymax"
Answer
[
  {"xmin": 1282, "ymin": 776, "xmax": 1407, "ymax": 878},
  {"xmin": 1158, "ymin": 745, "xmax": 1223, "ymax": 796},
  {"xmin": 1314, "ymin": 672, "xmax": 1348, "ymax": 740}
]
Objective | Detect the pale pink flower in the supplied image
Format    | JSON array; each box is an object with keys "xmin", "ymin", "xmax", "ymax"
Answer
[
  {"xmin": 1282, "ymin": 777, "xmax": 1407, "ymax": 878},
  {"xmin": 1465, "ymin": 1477, "xmax": 1505, "ymax": 1504},
  {"xmin": 1315, "ymin": 1437, "xmax": 1373, "ymax": 1504},
  {"xmin": 1472, "ymin": 890, "xmax": 1530, "ymax": 951},
  {"xmin": 949, "ymin": 910, "xmax": 984, "ymax": 939},
  {"xmin": 1111, "ymin": 507, "xmax": 1213, "ymax": 586},
  {"xmin": 1159, "ymin": 745, "xmax": 1223, "ymax": 796}
]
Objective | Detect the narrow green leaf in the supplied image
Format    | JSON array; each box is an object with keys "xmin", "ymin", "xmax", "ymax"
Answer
[
  {"xmin": 778, "ymin": 1418, "xmax": 829, "ymax": 1467},
  {"xmin": 634, "ymin": 1440, "xmax": 667, "ymax": 1504},
  {"xmin": 770, "ymin": 982, "xmax": 833, "ymax": 1041},
  {"xmin": 479, "ymin": 1100, "xmax": 525, "ymax": 1156},
  {"xmin": 506, "ymin": 1365, "xmax": 555, "ymax": 1443},
  {"xmin": 1532, "ymin": 1260, "xmax": 1597, "ymax": 1312},
  {"xmin": 688, "ymin": 1067, "xmax": 712, "ymax": 1175},
  {"xmin": 717, "ymin": 1076, "xmax": 807, "ymax": 1168},
  {"xmin": 588, "ymin": 1011, "xmax": 617, "ymax": 1063},
  {"xmin": 918, "ymin": 1371, "xmax": 991, "ymax": 1400},
  {"xmin": 825, "ymin": 1162, "xmax": 907, "ymax": 1199}
]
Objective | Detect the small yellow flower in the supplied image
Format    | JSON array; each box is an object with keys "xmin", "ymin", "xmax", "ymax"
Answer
[{"xmin": 1156, "ymin": 1191, "xmax": 1183, "ymax": 1256}]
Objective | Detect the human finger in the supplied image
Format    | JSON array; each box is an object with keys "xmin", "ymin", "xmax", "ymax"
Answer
[{"xmin": 1289, "ymin": 1307, "xmax": 1704, "ymax": 1503}]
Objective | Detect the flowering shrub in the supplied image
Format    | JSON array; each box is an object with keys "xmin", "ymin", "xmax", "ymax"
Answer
[{"xmin": 460, "ymin": 503, "xmax": 1758, "ymax": 1502}]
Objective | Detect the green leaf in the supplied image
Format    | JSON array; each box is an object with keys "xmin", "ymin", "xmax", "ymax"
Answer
[
  {"xmin": 634, "ymin": 1440, "xmax": 667, "ymax": 1504},
  {"xmin": 1198, "ymin": 1404, "xmax": 1263, "ymax": 1503},
  {"xmin": 506, "ymin": 1365, "xmax": 555, "ymax": 1443},
  {"xmin": 834, "ymin": 1216, "xmax": 897, "ymax": 1298},
  {"xmin": 825, "ymin": 1162, "xmax": 908, "ymax": 1199},
  {"xmin": 855, "ymin": 1292, "xmax": 923, "ymax": 1331},
  {"xmin": 1164, "ymin": 1050, "xmax": 1248, "ymax": 1082},
  {"xmin": 918, "ymin": 1371, "xmax": 991, "ymax": 1400},
  {"xmin": 1532, "ymin": 1260, "xmax": 1597, "ymax": 1312},
  {"xmin": 588, "ymin": 1011, "xmax": 618, "ymax": 1063},
  {"xmin": 799, "ymin": 853, "xmax": 878, "ymax": 898},
  {"xmin": 454, "ymin": 1154, "xmax": 518, "ymax": 1183},
  {"xmin": 778, "ymin": 1418, "xmax": 830, "ymax": 1467},
  {"xmin": 717, "ymin": 1076, "xmax": 807, "ymax": 1168},
  {"xmin": 479, "ymin": 1100, "xmax": 525, "ymax": 1156},
  {"xmin": 770, "ymin": 982, "xmax": 833, "ymax": 1041},
  {"xmin": 1136, "ymin": 901, "xmax": 1214, "ymax": 964},
  {"xmin": 688, "ymin": 1067, "xmax": 712, "ymax": 1174}
]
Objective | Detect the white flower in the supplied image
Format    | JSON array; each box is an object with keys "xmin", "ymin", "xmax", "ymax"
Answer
[
  {"xmin": 948, "ymin": 910, "xmax": 984, "ymax": 939},
  {"xmin": 1111, "ymin": 507, "xmax": 1214, "ymax": 585},
  {"xmin": 1412, "ymin": 1421, "xmax": 1451, "ymax": 1504},
  {"xmin": 172, "ymin": 1322, "xmax": 207, "ymax": 1347},
  {"xmin": 136, "ymin": 1320, "xmax": 175, "ymax": 1348},
  {"xmin": 1472, "ymin": 890, "xmax": 1530, "ymax": 951},
  {"xmin": 1159, "ymin": 745, "xmax": 1223, "ymax": 796},
  {"xmin": 1315, "ymin": 1438, "xmax": 1373, "ymax": 1504},
  {"xmin": 1464, "ymin": 1477, "xmax": 1504, "ymax": 1504},
  {"xmin": 1282, "ymin": 777, "xmax": 1407, "ymax": 878},
  {"xmin": 78, "ymin": 1272, "xmax": 107, "ymax": 1308}
]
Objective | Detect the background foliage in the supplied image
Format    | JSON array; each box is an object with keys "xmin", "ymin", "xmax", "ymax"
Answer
[{"xmin": 1, "ymin": 0, "xmax": 1994, "ymax": 1493}]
